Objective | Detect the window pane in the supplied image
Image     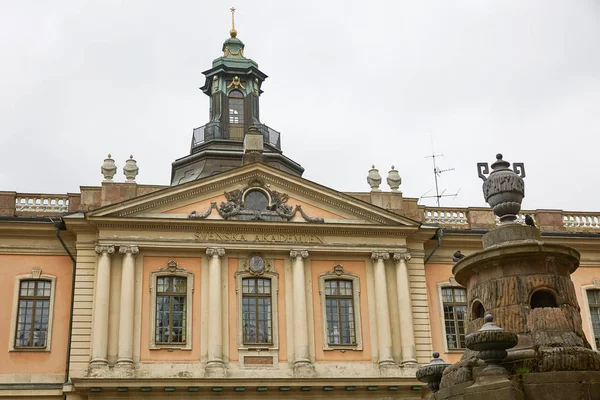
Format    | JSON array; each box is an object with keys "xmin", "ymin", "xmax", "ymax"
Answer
[
  {"xmin": 15, "ymin": 281, "xmax": 51, "ymax": 348},
  {"xmin": 324, "ymin": 280, "xmax": 356, "ymax": 345},
  {"xmin": 442, "ymin": 287, "xmax": 467, "ymax": 349}
]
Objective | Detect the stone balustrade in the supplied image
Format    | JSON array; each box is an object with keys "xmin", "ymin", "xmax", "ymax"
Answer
[
  {"xmin": 14, "ymin": 194, "xmax": 69, "ymax": 215},
  {"xmin": 424, "ymin": 209, "xmax": 468, "ymax": 226},
  {"xmin": 563, "ymin": 213, "xmax": 600, "ymax": 229}
]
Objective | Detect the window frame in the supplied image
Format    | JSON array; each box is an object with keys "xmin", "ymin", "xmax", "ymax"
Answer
[
  {"xmin": 437, "ymin": 282, "xmax": 468, "ymax": 352},
  {"xmin": 149, "ymin": 262, "xmax": 194, "ymax": 351},
  {"xmin": 9, "ymin": 272, "xmax": 57, "ymax": 352},
  {"xmin": 582, "ymin": 283, "xmax": 600, "ymax": 351},
  {"xmin": 318, "ymin": 264, "xmax": 363, "ymax": 351},
  {"xmin": 228, "ymin": 89, "xmax": 244, "ymax": 125},
  {"xmin": 235, "ymin": 256, "xmax": 279, "ymax": 352},
  {"xmin": 241, "ymin": 277, "xmax": 273, "ymax": 345}
]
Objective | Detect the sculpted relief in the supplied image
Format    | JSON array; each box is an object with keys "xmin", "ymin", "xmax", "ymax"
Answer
[{"xmin": 188, "ymin": 179, "xmax": 325, "ymax": 223}]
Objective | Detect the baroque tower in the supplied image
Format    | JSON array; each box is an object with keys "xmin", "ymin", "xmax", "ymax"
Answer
[{"xmin": 171, "ymin": 9, "xmax": 304, "ymax": 185}]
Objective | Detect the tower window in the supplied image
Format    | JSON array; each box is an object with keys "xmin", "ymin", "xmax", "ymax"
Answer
[
  {"xmin": 441, "ymin": 287, "xmax": 467, "ymax": 349},
  {"xmin": 229, "ymin": 90, "xmax": 244, "ymax": 124},
  {"xmin": 588, "ymin": 290, "xmax": 600, "ymax": 349}
]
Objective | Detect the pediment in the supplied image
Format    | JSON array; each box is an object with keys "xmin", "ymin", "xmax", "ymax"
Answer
[{"xmin": 86, "ymin": 164, "xmax": 420, "ymax": 227}]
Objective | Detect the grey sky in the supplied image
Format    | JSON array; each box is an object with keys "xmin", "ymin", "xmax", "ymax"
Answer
[{"xmin": 1, "ymin": 1, "xmax": 599, "ymax": 211}]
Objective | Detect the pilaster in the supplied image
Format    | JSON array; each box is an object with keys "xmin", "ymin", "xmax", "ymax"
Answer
[
  {"xmin": 290, "ymin": 249, "xmax": 313, "ymax": 374},
  {"xmin": 206, "ymin": 247, "xmax": 226, "ymax": 376},
  {"xmin": 371, "ymin": 251, "xmax": 395, "ymax": 367},
  {"xmin": 116, "ymin": 245, "xmax": 139, "ymax": 367},
  {"xmin": 394, "ymin": 251, "xmax": 417, "ymax": 365},
  {"xmin": 90, "ymin": 245, "xmax": 115, "ymax": 367}
]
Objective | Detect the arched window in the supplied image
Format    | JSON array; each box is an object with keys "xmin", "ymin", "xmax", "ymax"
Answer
[
  {"xmin": 530, "ymin": 289, "xmax": 558, "ymax": 309},
  {"xmin": 472, "ymin": 300, "xmax": 485, "ymax": 319},
  {"xmin": 229, "ymin": 90, "xmax": 244, "ymax": 124}
]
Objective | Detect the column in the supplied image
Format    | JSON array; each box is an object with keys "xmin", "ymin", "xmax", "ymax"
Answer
[
  {"xmin": 394, "ymin": 252, "xmax": 417, "ymax": 365},
  {"xmin": 90, "ymin": 245, "xmax": 115, "ymax": 366},
  {"xmin": 290, "ymin": 249, "xmax": 310, "ymax": 367},
  {"xmin": 206, "ymin": 247, "xmax": 225, "ymax": 371},
  {"xmin": 117, "ymin": 245, "xmax": 139, "ymax": 366},
  {"xmin": 371, "ymin": 251, "xmax": 394, "ymax": 366}
]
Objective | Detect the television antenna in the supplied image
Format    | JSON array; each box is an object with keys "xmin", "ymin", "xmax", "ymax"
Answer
[{"xmin": 421, "ymin": 151, "xmax": 460, "ymax": 207}]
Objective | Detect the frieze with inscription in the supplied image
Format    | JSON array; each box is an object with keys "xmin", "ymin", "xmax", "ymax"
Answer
[{"xmin": 195, "ymin": 231, "xmax": 324, "ymax": 244}]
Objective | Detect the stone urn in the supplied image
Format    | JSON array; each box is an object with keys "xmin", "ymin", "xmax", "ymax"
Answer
[
  {"xmin": 123, "ymin": 155, "xmax": 139, "ymax": 182},
  {"xmin": 416, "ymin": 352, "xmax": 450, "ymax": 392},
  {"xmin": 477, "ymin": 154, "xmax": 526, "ymax": 224},
  {"xmin": 465, "ymin": 314, "xmax": 518, "ymax": 376},
  {"xmin": 387, "ymin": 165, "xmax": 401, "ymax": 192},
  {"xmin": 101, "ymin": 154, "xmax": 117, "ymax": 182},
  {"xmin": 367, "ymin": 165, "xmax": 382, "ymax": 191}
]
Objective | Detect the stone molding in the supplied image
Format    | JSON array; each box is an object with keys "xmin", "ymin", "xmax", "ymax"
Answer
[
  {"xmin": 290, "ymin": 250, "xmax": 309, "ymax": 259},
  {"xmin": 206, "ymin": 248, "xmax": 225, "ymax": 258},
  {"xmin": 95, "ymin": 245, "xmax": 115, "ymax": 255}
]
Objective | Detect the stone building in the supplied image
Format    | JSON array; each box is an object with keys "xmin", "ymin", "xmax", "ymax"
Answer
[{"xmin": 0, "ymin": 19, "xmax": 599, "ymax": 400}]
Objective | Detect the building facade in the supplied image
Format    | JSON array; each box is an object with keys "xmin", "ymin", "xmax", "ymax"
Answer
[{"xmin": 0, "ymin": 24, "xmax": 599, "ymax": 400}]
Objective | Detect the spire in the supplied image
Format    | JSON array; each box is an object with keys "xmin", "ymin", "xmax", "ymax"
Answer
[{"xmin": 230, "ymin": 7, "xmax": 237, "ymax": 38}]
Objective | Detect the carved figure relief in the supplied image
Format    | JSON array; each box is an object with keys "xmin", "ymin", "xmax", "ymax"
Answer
[{"xmin": 188, "ymin": 179, "xmax": 324, "ymax": 223}]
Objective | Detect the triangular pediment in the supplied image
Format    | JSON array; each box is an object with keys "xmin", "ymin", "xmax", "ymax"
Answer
[{"xmin": 86, "ymin": 163, "xmax": 420, "ymax": 227}]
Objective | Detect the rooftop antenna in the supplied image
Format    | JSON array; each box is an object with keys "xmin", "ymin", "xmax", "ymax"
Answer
[{"xmin": 421, "ymin": 141, "xmax": 460, "ymax": 207}]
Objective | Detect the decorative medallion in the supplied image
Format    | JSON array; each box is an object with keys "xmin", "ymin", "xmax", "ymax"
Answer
[
  {"xmin": 158, "ymin": 259, "xmax": 186, "ymax": 273},
  {"xmin": 240, "ymin": 255, "xmax": 274, "ymax": 276}
]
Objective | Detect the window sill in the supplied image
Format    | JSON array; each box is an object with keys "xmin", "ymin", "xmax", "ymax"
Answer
[
  {"xmin": 239, "ymin": 345, "xmax": 278, "ymax": 351},
  {"xmin": 149, "ymin": 345, "xmax": 192, "ymax": 351},
  {"xmin": 323, "ymin": 345, "xmax": 362, "ymax": 351},
  {"xmin": 10, "ymin": 347, "xmax": 50, "ymax": 352}
]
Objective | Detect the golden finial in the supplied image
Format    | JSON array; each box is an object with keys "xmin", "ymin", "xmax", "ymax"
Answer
[{"xmin": 230, "ymin": 7, "xmax": 237, "ymax": 37}]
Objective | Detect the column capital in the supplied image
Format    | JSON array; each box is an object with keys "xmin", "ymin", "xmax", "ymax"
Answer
[
  {"xmin": 371, "ymin": 251, "xmax": 389, "ymax": 261},
  {"xmin": 119, "ymin": 245, "xmax": 139, "ymax": 255},
  {"xmin": 393, "ymin": 252, "xmax": 411, "ymax": 262},
  {"xmin": 95, "ymin": 245, "xmax": 115, "ymax": 255},
  {"xmin": 206, "ymin": 248, "xmax": 225, "ymax": 258},
  {"xmin": 290, "ymin": 249, "xmax": 309, "ymax": 259}
]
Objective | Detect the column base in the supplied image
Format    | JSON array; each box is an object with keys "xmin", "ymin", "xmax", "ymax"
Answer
[
  {"xmin": 205, "ymin": 361, "xmax": 227, "ymax": 378},
  {"xmin": 293, "ymin": 361, "xmax": 315, "ymax": 378},
  {"xmin": 401, "ymin": 359, "xmax": 418, "ymax": 366},
  {"xmin": 115, "ymin": 359, "xmax": 135, "ymax": 369},
  {"xmin": 89, "ymin": 358, "xmax": 108, "ymax": 368}
]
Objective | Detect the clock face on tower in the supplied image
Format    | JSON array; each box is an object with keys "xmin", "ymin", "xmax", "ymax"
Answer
[{"xmin": 244, "ymin": 190, "xmax": 268, "ymax": 211}]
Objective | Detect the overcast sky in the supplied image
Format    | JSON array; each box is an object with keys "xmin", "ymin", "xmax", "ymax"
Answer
[{"xmin": 1, "ymin": 1, "xmax": 599, "ymax": 211}]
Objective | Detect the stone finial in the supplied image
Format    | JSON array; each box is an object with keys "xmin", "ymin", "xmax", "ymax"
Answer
[
  {"xmin": 476, "ymin": 154, "xmax": 526, "ymax": 224},
  {"xmin": 416, "ymin": 352, "xmax": 450, "ymax": 393},
  {"xmin": 367, "ymin": 165, "xmax": 382, "ymax": 191},
  {"xmin": 465, "ymin": 313, "xmax": 518, "ymax": 376},
  {"xmin": 123, "ymin": 155, "xmax": 139, "ymax": 182},
  {"xmin": 101, "ymin": 154, "xmax": 117, "ymax": 182},
  {"xmin": 386, "ymin": 165, "xmax": 401, "ymax": 192}
]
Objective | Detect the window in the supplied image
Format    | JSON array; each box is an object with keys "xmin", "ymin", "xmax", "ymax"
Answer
[
  {"xmin": 441, "ymin": 287, "xmax": 467, "ymax": 350},
  {"xmin": 244, "ymin": 190, "xmax": 268, "ymax": 212},
  {"xmin": 530, "ymin": 289, "xmax": 558, "ymax": 309},
  {"xmin": 150, "ymin": 260, "xmax": 194, "ymax": 350},
  {"xmin": 9, "ymin": 272, "xmax": 56, "ymax": 352},
  {"xmin": 242, "ymin": 277, "xmax": 272, "ymax": 344},
  {"xmin": 324, "ymin": 280, "xmax": 356, "ymax": 345},
  {"xmin": 318, "ymin": 264, "xmax": 363, "ymax": 351},
  {"xmin": 155, "ymin": 276, "xmax": 187, "ymax": 344},
  {"xmin": 588, "ymin": 289, "xmax": 600, "ymax": 349},
  {"xmin": 229, "ymin": 90, "xmax": 244, "ymax": 124}
]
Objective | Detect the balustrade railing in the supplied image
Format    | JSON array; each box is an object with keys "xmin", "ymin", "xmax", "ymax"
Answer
[
  {"xmin": 424, "ymin": 208, "xmax": 468, "ymax": 225},
  {"xmin": 563, "ymin": 213, "xmax": 600, "ymax": 229},
  {"xmin": 190, "ymin": 122, "xmax": 282, "ymax": 151},
  {"xmin": 15, "ymin": 194, "xmax": 69, "ymax": 214}
]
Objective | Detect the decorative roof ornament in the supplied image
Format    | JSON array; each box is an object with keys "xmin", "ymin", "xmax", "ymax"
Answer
[
  {"xmin": 123, "ymin": 155, "xmax": 139, "ymax": 182},
  {"xmin": 386, "ymin": 165, "xmax": 401, "ymax": 192},
  {"xmin": 101, "ymin": 154, "xmax": 117, "ymax": 182},
  {"xmin": 477, "ymin": 154, "xmax": 526, "ymax": 224},
  {"xmin": 230, "ymin": 7, "xmax": 237, "ymax": 38},
  {"xmin": 367, "ymin": 165, "xmax": 382, "ymax": 191}
]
